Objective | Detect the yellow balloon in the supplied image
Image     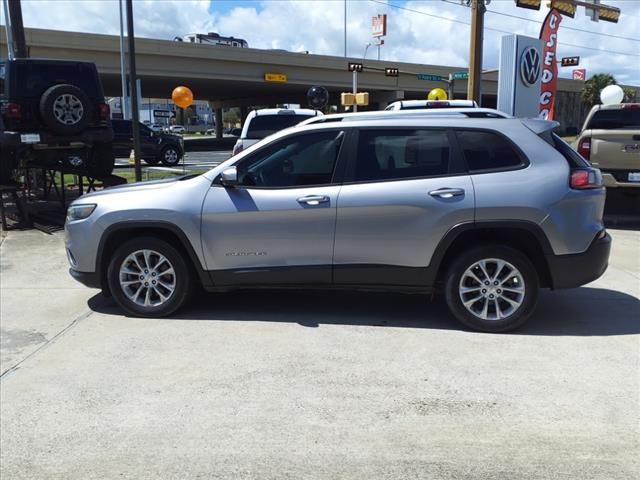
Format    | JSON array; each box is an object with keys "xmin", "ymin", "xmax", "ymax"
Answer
[
  {"xmin": 427, "ymin": 88, "xmax": 448, "ymax": 101},
  {"xmin": 172, "ymin": 86, "xmax": 194, "ymax": 108}
]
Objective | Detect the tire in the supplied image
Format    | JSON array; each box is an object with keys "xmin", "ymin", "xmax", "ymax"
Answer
[
  {"xmin": 143, "ymin": 156, "xmax": 160, "ymax": 166},
  {"xmin": 39, "ymin": 84, "xmax": 90, "ymax": 135},
  {"xmin": 444, "ymin": 245, "xmax": 539, "ymax": 333},
  {"xmin": 160, "ymin": 145, "xmax": 182, "ymax": 166},
  {"xmin": 87, "ymin": 143, "xmax": 115, "ymax": 177},
  {"xmin": 107, "ymin": 237, "xmax": 193, "ymax": 317}
]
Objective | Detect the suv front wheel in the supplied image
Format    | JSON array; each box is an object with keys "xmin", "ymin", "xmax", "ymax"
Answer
[
  {"xmin": 107, "ymin": 237, "xmax": 192, "ymax": 317},
  {"xmin": 160, "ymin": 145, "xmax": 181, "ymax": 167},
  {"xmin": 444, "ymin": 245, "xmax": 539, "ymax": 332}
]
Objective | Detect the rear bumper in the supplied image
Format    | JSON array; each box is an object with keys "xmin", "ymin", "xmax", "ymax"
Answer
[
  {"xmin": 547, "ymin": 232, "xmax": 611, "ymax": 289},
  {"xmin": 602, "ymin": 172, "xmax": 640, "ymax": 189}
]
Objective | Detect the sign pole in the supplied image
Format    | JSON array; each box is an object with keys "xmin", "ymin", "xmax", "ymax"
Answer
[
  {"xmin": 467, "ymin": 0, "xmax": 486, "ymax": 103},
  {"xmin": 352, "ymin": 70, "xmax": 358, "ymax": 112}
]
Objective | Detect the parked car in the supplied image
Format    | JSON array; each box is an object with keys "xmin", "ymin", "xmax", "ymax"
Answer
[
  {"xmin": 66, "ymin": 111, "xmax": 610, "ymax": 332},
  {"xmin": 385, "ymin": 99, "xmax": 478, "ymax": 111},
  {"xmin": 232, "ymin": 108, "xmax": 321, "ymax": 156},
  {"xmin": 574, "ymin": 103, "xmax": 640, "ymax": 192},
  {"xmin": 168, "ymin": 125, "xmax": 186, "ymax": 134},
  {"xmin": 149, "ymin": 123, "xmax": 164, "ymax": 132},
  {"xmin": 0, "ymin": 58, "xmax": 114, "ymax": 183},
  {"xmin": 111, "ymin": 120, "xmax": 183, "ymax": 166}
]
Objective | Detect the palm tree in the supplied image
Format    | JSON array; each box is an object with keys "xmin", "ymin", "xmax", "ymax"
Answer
[{"xmin": 581, "ymin": 73, "xmax": 617, "ymax": 108}]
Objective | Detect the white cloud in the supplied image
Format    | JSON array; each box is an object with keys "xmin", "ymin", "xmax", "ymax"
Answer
[{"xmin": 2, "ymin": 0, "xmax": 638, "ymax": 85}]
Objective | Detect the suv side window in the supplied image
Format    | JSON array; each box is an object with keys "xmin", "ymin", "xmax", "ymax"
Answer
[
  {"xmin": 455, "ymin": 130, "xmax": 524, "ymax": 172},
  {"xmin": 112, "ymin": 121, "xmax": 131, "ymax": 136},
  {"xmin": 352, "ymin": 129, "xmax": 451, "ymax": 182},
  {"xmin": 236, "ymin": 130, "xmax": 344, "ymax": 188}
]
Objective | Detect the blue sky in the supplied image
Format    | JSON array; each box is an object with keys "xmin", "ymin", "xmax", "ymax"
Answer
[{"xmin": 3, "ymin": 0, "xmax": 639, "ymax": 85}]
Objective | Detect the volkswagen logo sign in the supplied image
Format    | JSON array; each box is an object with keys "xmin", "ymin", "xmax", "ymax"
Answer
[{"xmin": 520, "ymin": 47, "xmax": 541, "ymax": 87}]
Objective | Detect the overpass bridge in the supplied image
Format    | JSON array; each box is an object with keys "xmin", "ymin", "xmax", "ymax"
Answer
[{"xmin": 2, "ymin": 26, "xmax": 597, "ymax": 129}]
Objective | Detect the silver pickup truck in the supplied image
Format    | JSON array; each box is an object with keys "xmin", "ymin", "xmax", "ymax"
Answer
[{"xmin": 575, "ymin": 103, "xmax": 640, "ymax": 191}]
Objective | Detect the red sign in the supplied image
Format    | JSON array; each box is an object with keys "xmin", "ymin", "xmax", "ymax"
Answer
[
  {"xmin": 539, "ymin": 9, "xmax": 562, "ymax": 120},
  {"xmin": 372, "ymin": 14, "xmax": 387, "ymax": 37},
  {"xmin": 572, "ymin": 69, "xmax": 586, "ymax": 81}
]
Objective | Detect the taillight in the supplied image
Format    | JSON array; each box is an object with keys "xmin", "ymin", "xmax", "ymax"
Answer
[
  {"xmin": 5, "ymin": 102, "xmax": 21, "ymax": 119},
  {"xmin": 570, "ymin": 168, "xmax": 601, "ymax": 189},
  {"xmin": 97, "ymin": 103, "xmax": 110, "ymax": 120},
  {"xmin": 232, "ymin": 142, "xmax": 243, "ymax": 156},
  {"xmin": 577, "ymin": 137, "xmax": 591, "ymax": 160}
]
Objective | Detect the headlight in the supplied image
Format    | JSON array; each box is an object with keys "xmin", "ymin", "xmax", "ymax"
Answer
[{"xmin": 66, "ymin": 204, "xmax": 97, "ymax": 222}]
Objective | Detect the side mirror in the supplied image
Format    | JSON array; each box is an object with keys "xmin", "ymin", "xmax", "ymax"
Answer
[{"xmin": 220, "ymin": 166, "xmax": 239, "ymax": 186}]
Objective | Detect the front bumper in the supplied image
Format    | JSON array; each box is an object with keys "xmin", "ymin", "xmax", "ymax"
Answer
[
  {"xmin": 546, "ymin": 231, "xmax": 612, "ymax": 289},
  {"xmin": 69, "ymin": 268, "xmax": 102, "ymax": 289}
]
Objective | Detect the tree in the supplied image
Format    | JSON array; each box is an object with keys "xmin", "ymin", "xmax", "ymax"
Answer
[
  {"xmin": 581, "ymin": 73, "xmax": 617, "ymax": 108},
  {"xmin": 623, "ymin": 87, "xmax": 637, "ymax": 103},
  {"xmin": 223, "ymin": 108, "xmax": 240, "ymax": 128}
]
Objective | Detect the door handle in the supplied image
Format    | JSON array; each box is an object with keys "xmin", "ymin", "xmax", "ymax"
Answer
[
  {"xmin": 429, "ymin": 188, "xmax": 465, "ymax": 199},
  {"xmin": 297, "ymin": 195, "xmax": 330, "ymax": 206}
]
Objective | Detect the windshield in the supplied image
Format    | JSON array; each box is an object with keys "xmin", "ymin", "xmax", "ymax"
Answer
[
  {"xmin": 586, "ymin": 109, "xmax": 640, "ymax": 130},
  {"xmin": 246, "ymin": 114, "xmax": 314, "ymax": 139}
]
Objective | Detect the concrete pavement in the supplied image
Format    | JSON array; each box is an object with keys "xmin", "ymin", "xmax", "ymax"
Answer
[{"xmin": 1, "ymin": 228, "xmax": 638, "ymax": 479}]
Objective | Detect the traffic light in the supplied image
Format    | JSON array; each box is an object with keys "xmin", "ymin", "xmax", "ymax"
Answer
[
  {"xmin": 385, "ymin": 67, "xmax": 399, "ymax": 77},
  {"xmin": 348, "ymin": 62, "xmax": 363, "ymax": 72},
  {"xmin": 561, "ymin": 56, "xmax": 580, "ymax": 67},
  {"xmin": 514, "ymin": 0, "xmax": 541, "ymax": 10},
  {"xmin": 550, "ymin": 0, "xmax": 576, "ymax": 18},
  {"xmin": 598, "ymin": 5, "xmax": 620, "ymax": 22}
]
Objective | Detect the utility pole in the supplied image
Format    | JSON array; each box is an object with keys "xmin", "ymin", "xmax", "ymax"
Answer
[
  {"xmin": 125, "ymin": 0, "xmax": 142, "ymax": 182},
  {"xmin": 6, "ymin": 0, "xmax": 27, "ymax": 58},
  {"xmin": 467, "ymin": 0, "xmax": 486, "ymax": 103},
  {"xmin": 118, "ymin": 0, "xmax": 128, "ymax": 119}
]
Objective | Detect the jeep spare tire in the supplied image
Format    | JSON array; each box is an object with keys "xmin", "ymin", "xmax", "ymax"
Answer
[{"xmin": 39, "ymin": 84, "xmax": 90, "ymax": 135}]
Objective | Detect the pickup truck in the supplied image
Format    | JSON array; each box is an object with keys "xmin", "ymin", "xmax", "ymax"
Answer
[{"xmin": 575, "ymin": 103, "xmax": 640, "ymax": 192}]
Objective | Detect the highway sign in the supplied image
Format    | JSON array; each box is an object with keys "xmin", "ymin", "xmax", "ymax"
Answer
[
  {"xmin": 385, "ymin": 67, "xmax": 399, "ymax": 77},
  {"xmin": 452, "ymin": 71, "xmax": 469, "ymax": 80},
  {"xmin": 417, "ymin": 74, "xmax": 443, "ymax": 81},
  {"xmin": 264, "ymin": 73, "xmax": 288, "ymax": 83},
  {"xmin": 348, "ymin": 62, "xmax": 364, "ymax": 72},
  {"xmin": 153, "ymin": 110, "xmax": 175, "ymax": 118}
]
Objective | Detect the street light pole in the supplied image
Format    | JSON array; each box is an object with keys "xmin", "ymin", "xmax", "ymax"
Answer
[
  {"xmin": 344, "ymin": 0, "xmax": 347, "ymax": 57},
  {"xmin": 363, "ymin": 43, "xmax": 371, "ymax": 59},
  {"xmin": 467, "ymin": 0, "xmax": 486, "ymax": 103},
  {"xmin": 118, "ymin": 0, "xmax": 128, "ymax": 119},
  {"xmin": 125, "ymin": 0, "xmax": 142, "ymax": 182}
]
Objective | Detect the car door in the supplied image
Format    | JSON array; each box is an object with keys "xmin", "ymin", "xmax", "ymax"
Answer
[
  {"xmin": 200, "ymin": 129, "xmax": 347, "ymax": 285},
  {"xmin": 333, "ymin": 128, "xmax": 475, "ymax": 285},
  {"xmin": 111, "ymin": 120, "xmax": 131, "ymax": 158}
]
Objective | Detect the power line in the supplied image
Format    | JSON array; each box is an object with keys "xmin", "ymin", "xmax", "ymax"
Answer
[{"xmin": 373, "ymin": 0, "xmax": 640, "ymax": 57}]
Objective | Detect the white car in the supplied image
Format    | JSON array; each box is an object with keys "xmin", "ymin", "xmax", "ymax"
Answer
[
  {"xmin": 232, "ymin": 108, "xmax": 322, "ymax": 156},
  {"xmin": 168, "ymin": 125, "xmax": 186, "ymax": 134},
  {"xmin": 385, "ymin": 99, "xmax": 478, "ymax": 111}
]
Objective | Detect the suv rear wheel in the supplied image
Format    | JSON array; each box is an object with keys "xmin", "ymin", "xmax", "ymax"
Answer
[
  {"xmin": 160, "ymin": 145, "xmax": 181, "ymax": 166},
  {"xmin": 107, "ymin": 237, "xmax": 192, "ymax": 317},
  {"xmin": 444, "ymin": 245, "xmax": 539, "ymax": 332}
]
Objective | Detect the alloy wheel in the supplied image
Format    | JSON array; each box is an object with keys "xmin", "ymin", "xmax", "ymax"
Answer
[{"xmin": 119, "ymin": 249, "xmax": 176, "ymax": 307}]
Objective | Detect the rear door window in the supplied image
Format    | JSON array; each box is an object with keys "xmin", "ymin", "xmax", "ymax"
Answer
[
  {"xmin": 246, "ymin": 114, "xmax": 315, "ymax": 140},
  {"xmin": 455, "ymin": 130, "xmax": 525, "ymax": 172},
  {"xmin": 586, "ymin": 109, "xmax": 640, "ymax": 130},
  {"xmin": 351, "ymin": 129, "xmax": 451, "ymax": 182}
]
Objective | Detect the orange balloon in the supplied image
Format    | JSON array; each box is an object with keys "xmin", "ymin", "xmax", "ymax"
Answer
[{"xmin": 172, "ymin": 86, "xmax": 194, "ymax": 108}]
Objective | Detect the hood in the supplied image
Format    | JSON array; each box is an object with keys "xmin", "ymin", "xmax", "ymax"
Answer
[{"xmin": 73, "ymin": 174, "xmax": 202, "ymax": 202}]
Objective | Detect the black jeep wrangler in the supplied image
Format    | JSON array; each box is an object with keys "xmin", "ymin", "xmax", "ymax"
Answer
[{"xmin": 0, "ymin": 58, "xmax": 114, "ymax": 183}]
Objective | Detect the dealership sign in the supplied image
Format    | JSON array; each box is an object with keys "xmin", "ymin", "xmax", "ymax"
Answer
[
  {"xmin": 572, "ymin": 69, "xmax": 586, "ymax": 81},
  {"xmin": 372, "ymin": 14, "xmax": 387, "ymax": 37},
  {"xmin": 538, "ymin": 8, "xmax": 562, "ymax": 121}
]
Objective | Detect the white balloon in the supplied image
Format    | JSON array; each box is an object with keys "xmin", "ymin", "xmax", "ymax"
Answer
[{"xmin": 600, "ymin": 85, "xmax": 624, "ymax": 105}]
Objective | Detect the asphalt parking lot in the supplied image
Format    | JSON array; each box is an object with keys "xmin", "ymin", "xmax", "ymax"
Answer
[{"xmin": 1, "ymin": 227, "xmax": 638, "ymax": 479}]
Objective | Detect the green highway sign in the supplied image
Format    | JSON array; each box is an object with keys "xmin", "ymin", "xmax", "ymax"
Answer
[
  {"xmin": 417, "ymin": 74, "xmax": 443, "ymax": 81},
  {"xmin": 452, "ymin": 71, "xmax": 469, "ymax": 80}
]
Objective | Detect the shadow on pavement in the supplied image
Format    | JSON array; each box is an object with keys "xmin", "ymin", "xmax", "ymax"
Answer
[{"xmin": 88, "ymin": 286, "xmax": 640, "ymax": 337}]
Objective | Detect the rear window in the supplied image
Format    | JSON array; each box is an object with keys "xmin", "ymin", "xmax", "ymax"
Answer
[
  {"xmin": 10, "ymin": 62, "xmax": 102, "ymax": 99},
  {"xmin": 246, "ymin": 114, "xmax": 314, "ymax": 140},
  {"xmin": 456, "ymin": 130, "xmax": 524, "ymax": 172},
  {"xmin": 586, "ymin": 109, "xmax": 640, "ymax": 130}
]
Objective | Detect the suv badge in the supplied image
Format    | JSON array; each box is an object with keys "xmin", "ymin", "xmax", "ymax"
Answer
[{"xmin": 520, "ymin": 47, "xmax": 541, "ymax": 87}]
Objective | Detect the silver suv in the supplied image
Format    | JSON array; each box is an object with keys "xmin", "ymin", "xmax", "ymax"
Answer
[{"xmin": 65, "ymin": 113, "xmax": 611, "ymax": 332}]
